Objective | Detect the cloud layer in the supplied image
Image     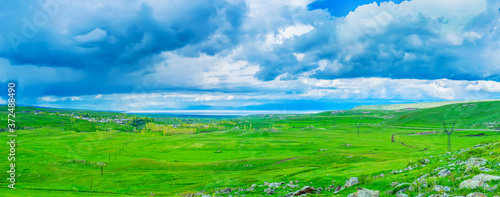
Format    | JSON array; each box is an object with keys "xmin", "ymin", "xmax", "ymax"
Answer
[{"xmin": 1, "ymin": 0, "xmax": 499, "ymax": 110}]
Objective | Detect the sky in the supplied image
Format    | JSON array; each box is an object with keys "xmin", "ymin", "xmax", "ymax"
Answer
[{"xmin": 1, "ymin": 0, "xmax": 500, "ymax": 112}]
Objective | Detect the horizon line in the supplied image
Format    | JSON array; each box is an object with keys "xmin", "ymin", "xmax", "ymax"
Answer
[{"xmin": 126, "ymin": 110, "xmax": 325, "ymax": 115}]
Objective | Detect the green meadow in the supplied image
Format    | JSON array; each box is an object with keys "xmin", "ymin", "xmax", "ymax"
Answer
[{"xmin": 0, "ymin": 101, "xmax": 499, "ymax": 196}]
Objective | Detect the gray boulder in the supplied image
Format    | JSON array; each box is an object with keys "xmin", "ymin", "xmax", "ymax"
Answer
[
  {"xmin": 217, "ymin": 188, "xmax": 231, "ymax": 194},
  {"xmin": 466, "ymin": 192, "xmax": 487, "ymax": 197},
  {"xmin": 465, "ymin": 157, "xmax": 487, "ymax": 167},
  {"xmin": 293, "ymin": 186, "xmax": 316, "ymax": 196},
  {"xmin": 472, "ymin": 174, "xmax": 500, "ymax": 182},
  {"xmin": 268, "ymin": 182, "xmax": 282, "ymax": 188},
  {"xmin": 344, "ymin": 177, "xmax": 359, "ymax": 188},
  {"xmin": 459, "ymin": 179, "xmax": 483, "ymax": 189},
  {"xmin": 443, "ymin": 186, "xmax": 450, "ymax": 192},
  {"xmin": 264, "ymin": 188, "xmax": 275, "ymax": 195},
  {"xmin": 433, "ymin": 185, "xmax": 445, "ymax": 192},
  {"xmin": 437, "ymin": 169, "xmax": 451, "ymax": 177},
  {"xmin": 347, "ymin": 188, "xmax": 380, "ymax": 197}
]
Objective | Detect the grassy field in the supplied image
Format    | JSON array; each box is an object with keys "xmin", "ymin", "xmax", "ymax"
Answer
[{"xmin": 0, "ymin": 101, "xmax": 499, "ymax": 196}]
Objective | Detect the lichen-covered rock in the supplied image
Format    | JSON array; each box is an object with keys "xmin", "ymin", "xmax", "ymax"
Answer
[
  {"xmin": 264, "ymin": 188, "xmax": 274, "ymax": 195},
  {"xmin": 466, "ymin": 192, "xmax": 487, "ymax": 197},
  {"xmin": 443, "ymin": 186, "xmax": 450, "ymax": 192},
  {"xmin": 459, "ymin": 179, "xmax": 483, "ymax": 189},
  {"xmin": 465, "ymin": 157, "xmax": 487, "ymax": 167},
  {"xmin": 335, "ymin": 177, "xmax": 359, "ymax": 193},
  {"xmin": 344, "ymin": 177, "xmax": 359, "ymax": 188},
  {"xmin": 216, "ymin": 188, "xmax": 231, "ymax": 194},
  {"xmin": 472, "ymin": 174, "xmax": 500, "ymax": 182},
  {"xmin": 293, "ymin": 186, "xmax": 316, "ymax": 196},
  {"xmin": 347, "ymin": 188, "xmax": 380, "ymax": 197},
  {"xmin": 433, "ymin": 185, "xmax": 445, "ymax": 192},
  {"xmin": 268, "ymin": 182, "xmax": 282, "ymax": 188},
  {"xmin": 437, "ymin": 169, "xmax": 451, "ymax": 177}
]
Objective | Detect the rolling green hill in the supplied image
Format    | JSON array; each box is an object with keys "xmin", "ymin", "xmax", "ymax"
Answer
[
  {"xmin": 352, "ymin": 99, "xmax": 500, "ymax": 111},
  {"xmin": 0, "ymin": 101, "xmax": 499, "ymax": 196}
]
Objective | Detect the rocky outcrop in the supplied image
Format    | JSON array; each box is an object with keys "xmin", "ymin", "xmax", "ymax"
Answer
[
  {"xmin": 466, "ymin": 192, "xmax": 487, "ymax": 197},
  {"xmin": 344, "ymin": 177, "xmax": 359, "ymax": 188},
  {"xmin": 347, "ymin": 188, "xmax": 380, "ymax": 197},
  {"xmin": 465, "ymin": 157, "xmax": 487, "ymax": 167},
  {"xmin": 472, "ymin": 174, "xmax": 500, "ymax": 182},
  {"xmin": 460, "ymin": 173, "xmax": 500, "ymax": 189},
  {"xmin": 459, "ymin": 179, "xmax": 483, "ymax": 189},
  {"xmin": 293, "ymin": 186, "xmax": 316, "ymax": 196},
  {"xmin": 335, "ymin": 177, "xmax": 359, "ymax": 193},
  {"xmin": 437, "ymin": 169, "xmax": 451, "ymax": 177},
  {"xmin": 268, "ymin": 181, "xmax": 283, "ymax": 188}
]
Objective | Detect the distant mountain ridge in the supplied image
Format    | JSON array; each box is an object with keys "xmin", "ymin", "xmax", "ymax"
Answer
[{"xmin": 352, "ymin": 99, "xmax": 500, "ymax": 110}]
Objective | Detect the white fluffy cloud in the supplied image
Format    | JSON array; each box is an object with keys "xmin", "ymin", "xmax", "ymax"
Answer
[
  {"xmin": 2, "ymin": 0, "xmax": 500, "ymax": 111},
  {"xmin": 466, "ymin": 81, "xmax": 500, "ymax": 92}
]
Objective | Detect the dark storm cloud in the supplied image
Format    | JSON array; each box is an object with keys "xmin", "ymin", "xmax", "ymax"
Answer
[{"xmin": 0, "ymin": 0, "xmax": 246, "ymax": 70}]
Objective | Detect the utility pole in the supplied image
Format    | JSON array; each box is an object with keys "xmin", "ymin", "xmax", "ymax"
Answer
[
  {"xmin": 443, "ymin": 121, "xmax": 456, "ymax": 152},
  {"xmin": 356, "ymin": 123, "xmax": 362, "ymax": 136}
]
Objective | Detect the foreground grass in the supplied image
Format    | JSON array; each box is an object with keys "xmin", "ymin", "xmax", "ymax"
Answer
[{"xmin": 0, "ymin": 125, "xmax": 498, "ymax": 196}]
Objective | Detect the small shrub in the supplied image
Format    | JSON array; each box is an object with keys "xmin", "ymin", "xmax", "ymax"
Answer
[
  {"xmin": 407, "ymin": 160, "xmax": 418, "ymax": 167},
  {"xmin": 458, "ymin": 148, "xmax": 485, "ymax": 161},
  {"xmin": 358, "ymin": 173, "xmax": 374, "ymax": 184}
]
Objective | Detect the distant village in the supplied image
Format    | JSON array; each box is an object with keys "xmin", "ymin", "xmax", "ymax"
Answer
[{"xmin": 33, "ymin": 111, "xmax": 130, "ymax": 124}]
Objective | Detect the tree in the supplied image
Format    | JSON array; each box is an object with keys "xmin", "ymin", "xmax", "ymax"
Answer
[
  {"xmin": 443, "ymin": 121, "xmax": 456, "ymax": 152},
  {"xmin": 355, "ymin": 123, "xmax": 363, "ymax": 136}
]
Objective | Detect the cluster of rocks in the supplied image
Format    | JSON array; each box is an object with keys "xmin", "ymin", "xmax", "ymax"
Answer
[
  {"xmin": 347, "ymin": 188, "xmax": 380, "ymax": 197},
  {"xmin": 387, "ymin": 142, "xmax": 500, "ymax": 197},
  {"xmin": 391, "ymin": 164, "xmax": 420, "ymax": 174},
  {"xmin": 190, "ymin": 142, "xmax": 500, "ymax": 197},
  {"xmin": 459, "ymin": 173, "xmax": 500, "ymax": 190}
]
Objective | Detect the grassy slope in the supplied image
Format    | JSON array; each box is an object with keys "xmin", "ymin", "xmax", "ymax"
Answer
[
  {"xmin": 384, "ymin": 101, "xmax": 500, "ymax": 129},
  {"xmin": 352, "ymin": 99, "xmax": 500, "ymax": 110},
  {"xmin": 0, "ymin": 101, "xmax": 498, "ymax": 196}
]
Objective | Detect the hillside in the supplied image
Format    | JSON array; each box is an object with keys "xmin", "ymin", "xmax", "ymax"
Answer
[
  {"xmin": 0, "ymin": 102, "xmax": 499, "ymax": 196},
  {"xmin": 320, "ymin": 100, "xmax": 500, "ymax": 130},
  {"xmin": 352, "ymin": 99, "xmax": 500, "ymax": 111}
]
